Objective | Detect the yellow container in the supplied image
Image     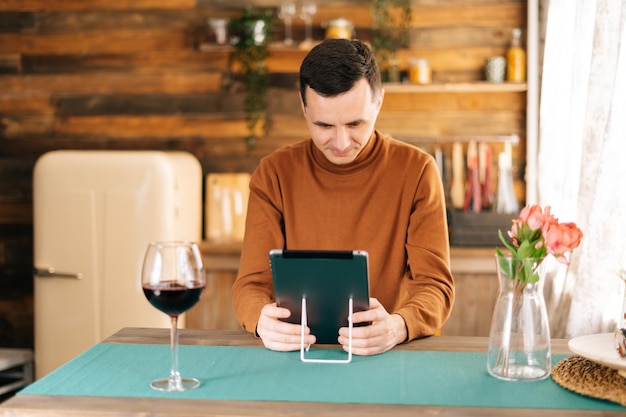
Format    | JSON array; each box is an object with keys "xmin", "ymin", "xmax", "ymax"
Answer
[
  {"xmin": 506, "ymin": 28, "xmax": 526, "ymax": 82},
  {"xmin": 324, "ymin": 18, "xmax": 354, "ymax": 39},
  {"xmin": 409, "ymin": 59, "xmax": 431, "ymax": 84}
]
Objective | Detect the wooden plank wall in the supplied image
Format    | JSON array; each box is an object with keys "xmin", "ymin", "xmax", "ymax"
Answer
[{"xmin": 0, "ymin": 0, "xmax": 527, "ymax": 348}]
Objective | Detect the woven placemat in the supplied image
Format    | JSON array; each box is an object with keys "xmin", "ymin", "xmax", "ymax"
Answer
[{"xmin": 552, "ymin": 355, "xmax": 626, "ymax": 406}]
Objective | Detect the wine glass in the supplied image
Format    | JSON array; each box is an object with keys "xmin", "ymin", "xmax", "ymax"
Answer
[
  {"xmin": 278, "ymin": 2, "xmax": 297, "ymax": 46},
  {"xmin": 141, "ymin": 241, "xmax": 205, "ymax": 391},
  {"xmin": 299, "ymin": 1, "xmax": 317, "ymax": 46}
]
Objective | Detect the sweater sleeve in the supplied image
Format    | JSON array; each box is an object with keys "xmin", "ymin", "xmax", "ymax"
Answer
[
  {"xmin": 231, "ymin": 159, "xmax": 285, "ymax": 334},
  {"xmin": 395, "ymin": 157, "xmax": 455, "ymax": 341}
]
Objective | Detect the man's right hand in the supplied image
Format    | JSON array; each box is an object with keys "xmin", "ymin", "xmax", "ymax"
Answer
[{"xmin": 256, "ymin": 303, "xmax": 317, "ymax": 351}]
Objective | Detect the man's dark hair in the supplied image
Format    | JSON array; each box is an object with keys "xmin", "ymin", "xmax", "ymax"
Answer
[{"xmin": 299, "ymin": 39, "xmax": 381, "ymax": 107}]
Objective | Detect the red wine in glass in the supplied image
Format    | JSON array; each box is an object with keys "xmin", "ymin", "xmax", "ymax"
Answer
[
  {"xmin": 141, "ymin": 241, "xmax": 205, "ymax": 392},
  {"xmin": 143, "ymin": 281, "xmax": 205, "ymax": 317}
]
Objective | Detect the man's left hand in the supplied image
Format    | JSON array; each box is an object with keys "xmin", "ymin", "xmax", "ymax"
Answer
[{"xmin": 337, "ymin": 297, "xmax": 407, "ymax": 355}]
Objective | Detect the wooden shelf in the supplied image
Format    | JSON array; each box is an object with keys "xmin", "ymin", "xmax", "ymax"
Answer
[
  {"xmin": 383, "ymin": 82, "xmax": 528, "ymax": 93},
  {"xmin": 397, "ymin": 134, "xmax": 520, "ymax": 145},
  {"xmin": 197, "ymin": 43, "xmax": 527, "ymax": 95},
  {"xmin": 197, "ymin": 41, "xmax": 317, "ymax": 53}
]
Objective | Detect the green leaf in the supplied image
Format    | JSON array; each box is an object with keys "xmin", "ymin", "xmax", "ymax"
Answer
[
  {"xmin": 497, "ymin": 229, "xmax": 517, "ymax": 254},
  {"xmin": 496, "ymin": 254, "xmax": 516, "ymax": 280},
  {"xmin": 228, "ymin": 7, "xmax": 273, "ymax": 147},
  {"xmin": 516, "ymin": 240, "xmax": 535, "ymax": 258},
  {"xmin": 369, "ymin": 0, "xmax": 412, "ymax": 64}
]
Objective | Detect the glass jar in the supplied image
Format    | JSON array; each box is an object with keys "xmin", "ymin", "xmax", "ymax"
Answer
[
  {"xmin": 485, "ymin": 56, "xmax": 506, "ymax": 82},
  {"xmin": 324, "ymin": 18, "xmax": 354, "ymax": 39},
  {"xmin": 409, "ymin": 59, "xmax": 431, "ymax": 84}
]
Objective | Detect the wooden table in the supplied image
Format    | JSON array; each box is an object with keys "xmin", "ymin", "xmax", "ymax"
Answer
[{"xmin": 0, "ymin": 328, "xmax": 619, "ymax": 417}]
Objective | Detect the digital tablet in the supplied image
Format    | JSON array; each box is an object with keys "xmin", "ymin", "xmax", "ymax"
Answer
[{"xmin": 269, "ymin": 249, "xmax": 370, "ymax": 344}]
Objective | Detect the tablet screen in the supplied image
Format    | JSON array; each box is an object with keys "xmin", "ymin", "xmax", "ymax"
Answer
[{"xmin": 269, "ymin": 249, "xmax": 370, "ymax": 344}]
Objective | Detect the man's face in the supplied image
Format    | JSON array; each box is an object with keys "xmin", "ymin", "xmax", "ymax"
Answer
[{"xmin": 301, "ymin": 78, "xmax": 384, "ymax": 165}]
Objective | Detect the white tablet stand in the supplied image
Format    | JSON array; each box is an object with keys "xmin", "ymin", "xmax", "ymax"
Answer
[{"xmin": 299, "ymin": 297, "xmax": 353, "ymax": 363}]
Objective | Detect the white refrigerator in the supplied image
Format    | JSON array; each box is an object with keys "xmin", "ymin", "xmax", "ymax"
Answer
[{"xmin": 32, "ymin": 150, "xmax": 202, "ymax": 379}]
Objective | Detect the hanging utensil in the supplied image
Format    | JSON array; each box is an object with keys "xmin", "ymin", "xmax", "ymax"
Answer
[{"xmin": 450, "ymin": 142, "xmax": 465, "ymax": 210}]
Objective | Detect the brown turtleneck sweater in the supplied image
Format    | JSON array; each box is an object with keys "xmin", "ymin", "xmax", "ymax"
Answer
[{"xmin": 231, "ymin": 130, "xmax": 454, "ymax": 341}]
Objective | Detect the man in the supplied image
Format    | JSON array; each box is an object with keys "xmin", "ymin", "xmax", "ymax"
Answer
[{"xmin": 232, "ymin": 39, "xmax": 454, "ymax": 356}]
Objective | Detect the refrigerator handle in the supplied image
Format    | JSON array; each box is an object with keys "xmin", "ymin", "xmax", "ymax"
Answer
[{"xmin": 33, "ymin": 267, "xmax": 83, "ymax": 280}]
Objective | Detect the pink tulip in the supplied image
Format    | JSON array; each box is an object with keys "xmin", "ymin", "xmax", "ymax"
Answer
[
  {"xmin": 544, "ymin": 222, "xmax": 584, "ymax": 264},
  {"xmin": 508, "ymin": 205, "xmax": 558, "ymax": 249},
  {"xmin": 507, "ymin": 221, "xmax": 520, "ymax": 244},
  {"xmin": 499, "ymin": 205, "xmax": 583, "ymax": 280},
  {"xmin": 519, "ymin": 205, "xmax": 545, "ymax": 231},
  {"xmin": 541, "ymin": 206, "xmax": 559, "ymax": 233}
]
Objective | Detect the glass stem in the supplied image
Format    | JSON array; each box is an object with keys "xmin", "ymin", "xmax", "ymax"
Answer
[{"xmin": 169, "ymin": 315, "xmax": 182, "ymax": 390}]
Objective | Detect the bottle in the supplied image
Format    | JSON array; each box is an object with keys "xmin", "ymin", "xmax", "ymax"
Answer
[
  {"xmin": 506, "ymin": 28, "xmax": 526, "ymax": 82},
  {"xmin": 387, "ymin": 55, "xmax": 400, "ymax": 83},
  {"xmin": 495, "ymin": 143, "xmax": 519, "ymax": 214}
]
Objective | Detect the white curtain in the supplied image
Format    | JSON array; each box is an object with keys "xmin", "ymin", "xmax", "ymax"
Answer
[{"xmin": 538, "ymin": 0, "xmax": 626, "ymax": 338}]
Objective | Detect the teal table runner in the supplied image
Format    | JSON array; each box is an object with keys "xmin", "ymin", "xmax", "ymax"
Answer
[{"xmin": 20, "ymin": 343, "xmax": 623, "ymax": 410}]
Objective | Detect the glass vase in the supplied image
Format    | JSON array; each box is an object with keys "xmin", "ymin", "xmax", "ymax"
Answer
[{"xmin": 487, "ymin": 255, "xmax": 551, "ymax": 381}]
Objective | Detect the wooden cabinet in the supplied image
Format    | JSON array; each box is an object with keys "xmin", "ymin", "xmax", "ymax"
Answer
[
  {"xmin": 188, "ymin": 244, "xmax": 499, "ymax": 337},
  {"xmin": 441, "ymin": 248, "xmax": 499, "ymax": 337},
  {"xmin": 186, "ymin": 242, "xmax": 242, "ymax": 331}
]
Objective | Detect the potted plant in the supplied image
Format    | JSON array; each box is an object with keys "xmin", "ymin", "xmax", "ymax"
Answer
[
  {"xmin": 369, "ymin": 0, "xmax": 412, "ymax": 82},
  {"xmin": 228, "ymin": 7, "xmax": 274, "ymax": 149}
]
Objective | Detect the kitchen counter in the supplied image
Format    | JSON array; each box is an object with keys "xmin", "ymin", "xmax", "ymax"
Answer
[{"xmin": 191, "ymin": 243, "xmax": 500, "ymax": 336}]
